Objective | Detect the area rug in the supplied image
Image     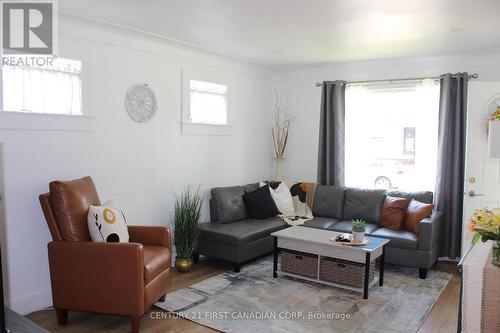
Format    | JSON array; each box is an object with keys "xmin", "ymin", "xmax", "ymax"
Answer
[{"xmin": 156, "ymin": 258, "xmax": 451, "ymax": 333}]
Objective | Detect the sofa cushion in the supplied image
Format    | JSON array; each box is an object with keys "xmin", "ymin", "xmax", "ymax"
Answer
[
  {"xmin": 312, "ymin": 185, "xmax": 345, "ymax": 219},
  {"xmin": 242, "ymin": 183, "xmax": 259, "ymax": 193},
  {"xmin": 342, "ymin": 188, "xmax": 387, "ymax": 223},
  {"xmin": 243, "ymin": 185, "xmax": 280, "ymax": 219},
  {"xmin": 302, "ymin": 217, "xmax": 339, "ymax": 230},
  {"xmin": 379, "ymin": 196, "xmax": 407, "ymax": 231},
  {"xmin": 387, "ymin": 190, "xmax": 433, "ymax": 208},
  {"xmin": 261, "ymin": 182, "xmax": 295, "ymax": 216},
  {"xmin": 404, "ymin": 199, "xmax": 434, "ymax": 234},
  {"xmin": 370, "ymin": 227, "xmax": 418, "ymax": 250},
  {"xmin": 143, "ymin": 245, "xmax": 171, "ymax": 284},
  {"xmin": 327, "ymin": 221, "xmax": 380, "ymax": 235},
  {"xmin": 210, "ymin": 186, "xmax": 247, "ymax": 223},
  {"xmin": 198, "ymin": 218, "xmax": 287, "ymax": 246}
]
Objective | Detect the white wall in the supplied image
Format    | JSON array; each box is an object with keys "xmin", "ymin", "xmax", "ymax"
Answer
[
  {"xmin": 277, "ymin": 49, "xmax": 500, "ymax": 182},
  {"xmin": 0, "ymin": 14, "xmax": 277, "ymax": 315}
]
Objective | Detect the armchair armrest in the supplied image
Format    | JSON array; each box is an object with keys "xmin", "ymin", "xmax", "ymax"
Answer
[
  {"xmin": 47, "ymin": 241, "xmax": 145, "ymax": 316},
  {"xmin": 417, "ymin": 211, "xmax": 442, "ymax": 251},
  {"xmin": 128, "ymin": 225, "xmax": 172, "ymax": 252}
]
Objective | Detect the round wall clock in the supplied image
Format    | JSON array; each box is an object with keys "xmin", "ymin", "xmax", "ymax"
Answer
[{"xmin": 125, "ymin": 83, "xmax": 158, "ymax": 123}]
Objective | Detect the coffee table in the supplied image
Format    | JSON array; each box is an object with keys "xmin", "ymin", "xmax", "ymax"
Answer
[{"xmin": 271, "ymin": 226, "xmax": 389, "ymax": 299}]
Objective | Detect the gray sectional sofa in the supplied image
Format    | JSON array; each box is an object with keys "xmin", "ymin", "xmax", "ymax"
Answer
[{"xmin": 197, "ymin": 183, "xmax": 441, "ymax": 278}]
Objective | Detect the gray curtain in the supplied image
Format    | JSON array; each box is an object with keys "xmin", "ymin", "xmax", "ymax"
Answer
[
  {"xmin": 435, "ymin": 73, "xmax": 468, "ymax": 259},
  {"xmin": 317, "ymin": 81, "xmax": 346, "ymax": 186}
]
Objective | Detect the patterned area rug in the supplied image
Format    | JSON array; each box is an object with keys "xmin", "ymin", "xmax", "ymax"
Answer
[{"xmin": 156, "ymin": 258, "xmax": 451, "ymax": 333}]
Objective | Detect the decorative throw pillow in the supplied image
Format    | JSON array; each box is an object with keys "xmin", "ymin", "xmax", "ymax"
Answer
[
  {"xmin": 243, "ymin": 185, "xmax": 281, "ymax": 219},
  {"xmin": 259, "ymin": 182, "xmax": 296, "ymax": 216},
  {"xmin": 87, "ymin": 204, "xmax": 129, "ymax": 243},
  {"xmin": 289, "ymin": 182, "xmax": 317, "ymax": 219},
  {"xmin": 404, "ymin": 199, "xmax": 434, "ymax": 234},
  {"xmin": 380, "ymin": 196, "xmax": 407, "ymax": 230}
]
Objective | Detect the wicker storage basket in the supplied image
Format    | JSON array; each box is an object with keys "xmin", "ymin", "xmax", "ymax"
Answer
[
  {"xmin": 281, "ymin": 250, "xmax": 318, "ymax": 278},
  {"xmin": 320, "ymin": 257, "xmax": 375, "ymax": 288}
]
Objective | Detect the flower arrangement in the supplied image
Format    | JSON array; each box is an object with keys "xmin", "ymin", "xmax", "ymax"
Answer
[
  {"xmin": 490, "ymin": 108, "xmax": 500, "ymax": 121},
  {"xmin": 272, "ymin": 92, "xmax": 295, "ymax": 159},
  {"xmin": 469, "ymin": 208, "xmax": 500, "ymax": 266},
  {"xmin": 492, "ymin": 100, "xmax": 500, "ymax": 120}
]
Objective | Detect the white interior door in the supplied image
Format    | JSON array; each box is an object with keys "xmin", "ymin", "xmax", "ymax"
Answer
[{"xmin": 462, "ymin": 81, "xmax": 500, "ymax": 255}]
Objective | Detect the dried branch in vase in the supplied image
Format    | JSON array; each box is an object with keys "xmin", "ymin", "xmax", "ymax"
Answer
[{"xmin": 272, "ymin": 92, "xmax": 295, "ymax": 159}]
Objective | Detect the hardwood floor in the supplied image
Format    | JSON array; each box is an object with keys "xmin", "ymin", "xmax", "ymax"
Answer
[{"xmin": 26, "ymin": 259, "xmax": 459, "ymax": 333}]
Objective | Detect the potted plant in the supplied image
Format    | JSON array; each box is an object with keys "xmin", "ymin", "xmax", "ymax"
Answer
[
  {"xmin": 351, "ymin": 219, "xmax": 366, "ymax": 243},
  {"xmin": 469, "ymin": 208, "xmax": 500, "ymax": 266},
  {"xmin": 172, "ymin": 187, "xmax": 203, "ymax": 273}
]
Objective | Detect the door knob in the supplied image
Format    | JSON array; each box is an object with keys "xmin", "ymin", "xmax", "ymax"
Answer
[{"xmin": 468, "ymin": 190, "xmax": 484, "ymax": 197}]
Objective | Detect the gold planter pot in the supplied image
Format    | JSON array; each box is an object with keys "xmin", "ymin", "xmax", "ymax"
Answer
[{"xmin": 175, "ymin": 258, "xmax": 193, "ymax": 273}]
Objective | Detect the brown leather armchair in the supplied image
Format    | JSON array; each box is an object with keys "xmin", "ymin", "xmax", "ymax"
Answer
[{"xmin": 39, "ymin": 176, "xmax": 171, "ymax": 333}]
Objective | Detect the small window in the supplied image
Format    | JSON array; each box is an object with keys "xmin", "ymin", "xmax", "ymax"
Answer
[
  {"xmin": 2, "ymin": 57, "xmax": 82, "ymax": 115},
  {"xmin": 189, "ymin": 80, "xmax": 227, "ymax": 125}
]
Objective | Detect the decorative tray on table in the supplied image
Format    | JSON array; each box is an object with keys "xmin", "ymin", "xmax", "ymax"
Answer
[{"xmin": 330, "ymin": 233, "xmax": 371, "ymax": 246}]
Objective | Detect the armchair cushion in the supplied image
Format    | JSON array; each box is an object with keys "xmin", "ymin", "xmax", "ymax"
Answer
[
  {"xmin": 50, "ymin": 176, "xmax": 100, "ymax": 242},
  {"xmin": 143, "ymin": 245, "xmax": 171, "ymax": 284}
]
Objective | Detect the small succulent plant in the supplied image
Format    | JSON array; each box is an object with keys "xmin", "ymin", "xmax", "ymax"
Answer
[{"xmin": 351, "ymin": 219, "xmax": 366, "ymax": 232}]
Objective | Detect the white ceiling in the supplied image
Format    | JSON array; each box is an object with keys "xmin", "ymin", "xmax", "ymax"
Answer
[{"xmin": 59, "ymin": 0, "xmax": 500, "ymax": 68}]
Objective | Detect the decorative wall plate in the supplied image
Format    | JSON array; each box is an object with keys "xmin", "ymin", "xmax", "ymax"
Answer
[{"xmin": 125, "ymin": 83, "xmax": 158, "ymax": 123}]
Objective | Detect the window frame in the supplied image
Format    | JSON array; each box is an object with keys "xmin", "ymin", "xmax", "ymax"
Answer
[
  {"xmin": 0, "ymin": 57, "xmax": 92, "ymax": 131},
  {"xmin": 181, "ymin": 67, "xmax": 232, "ymax": 136},
  {"xmin": 2, "ymin": 57, "xmax": 83, "ymax": 115}
]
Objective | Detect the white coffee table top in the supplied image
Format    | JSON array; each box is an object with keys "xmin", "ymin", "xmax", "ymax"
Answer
[{"xmin": 271, "ymin": 226, "xmax": 389, "ymax": 253}]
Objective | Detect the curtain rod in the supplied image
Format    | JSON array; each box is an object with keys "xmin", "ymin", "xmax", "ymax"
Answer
[{"xmin": 315, "ymin": 73, "xmax": 479, "ymax": 87}]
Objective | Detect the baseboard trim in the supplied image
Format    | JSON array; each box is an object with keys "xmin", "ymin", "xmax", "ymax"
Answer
[{"xmin": 7, "ymin": 289, "xmax": 53, "ymax": 315}]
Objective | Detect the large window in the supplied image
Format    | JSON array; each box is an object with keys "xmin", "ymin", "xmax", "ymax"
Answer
[
  {"xmin": 345, "ymin": 80, "xmax": 440, "ymax": 191},
  {"xmin": 2, "ymin": 57, "xmax": 82, "ymax": 115},
  {"xmin": 189, "ymin": 79, "xmax": 228, "ymax": 125}
]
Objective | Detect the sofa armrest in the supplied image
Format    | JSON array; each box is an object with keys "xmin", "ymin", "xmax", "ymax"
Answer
[
  {"xmin": 47, "ymin": 241, "xmax": 145, "ymax": 316},
  {"xmin": 128, "ymin": 225, "xmax": 172, "ymax": 252},
  {"xmin": 417, "ymin": 211, "xmax": 442, "ymax": 251}
]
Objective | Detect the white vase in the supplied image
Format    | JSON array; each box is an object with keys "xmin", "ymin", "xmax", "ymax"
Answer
[
  {"xmin": 352, "ymin": 231, "xmax": 365, "ymax": 243},
  {"xmin": 273, "ymin": 157, "xmax": 285, "ymax": 181}
]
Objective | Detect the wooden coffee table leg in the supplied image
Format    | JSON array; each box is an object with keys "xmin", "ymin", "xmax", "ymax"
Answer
[
  {"xmin": 379, "ymin": 246, "xmax": 385, "ymax": 286},
  {"xmin": 273, "ymin": 237, "xmax": 278, "ymax": 278},
  {"xmin": 364, "ymin": 252, "xmax": 370, "ymax": 299}
]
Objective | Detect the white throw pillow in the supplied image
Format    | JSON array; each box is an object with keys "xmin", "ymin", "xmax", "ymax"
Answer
[
  {"xmin": 259, "ymin": 182, "xmax": 296, "ymax": 216},
  {"xmin": 87, "ymin": 204, "xmax": 129, "ymax": 243}
]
